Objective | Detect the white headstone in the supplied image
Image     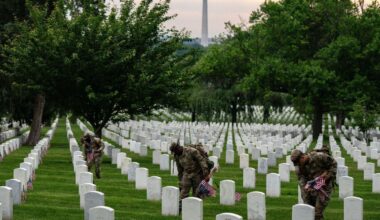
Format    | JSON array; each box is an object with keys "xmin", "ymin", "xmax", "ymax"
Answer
[
  {"xmin": 89, "ymin": 206, "xmax": 114, "ymax": 220},
  {"xmin": 344, "ymin": 196, "xmax": 362, "ymax": 220},
  {"xmin": 266, "ymin": 173, "xmax": 281, "ymax": 197},
  {"xmin": 76, "ymin": 165, "xmax": 88, "ymax": 184},
  {"xmin": 121, "ymin": 157, "xmax": 132, "ymax": 175},
  {"xmin": 247, "ymin": 191, "xmax": 266, "ymax": 220},
  {"xmin": 153, "ymin": 150, "xmax": 161, "ymax": 165},
  {"xmin": 357, "ymin": 156, "xmax": 367, "ymax": 170},
  {"xmin": 161, "ymin": 186, "xmax": 179, "ymax": 216},
  {"xmin": 213, "ymin": 147, "xmax": 221, "ymax": 158},
  {"xmin": 243, "ymin": 168, "xmax": 256, "ymax": 189},
  {"xmin": 140, "ymin": 145, "xmax": 148, "ymax": 156},
  {"xmin": 292, "ymin": 204, "xmax": 315, "ymax": 220},
  {"xmin": 220, "ymin": 180, "xmax": 235, "ymax": 205},
  {"xmin": 252, "ymin": 148, "xmax": 261, "ymax": 161},
  {"xmin": 84, "ymin": 191, "xmax": 105, "ymax": 220},
  {"xmin": 337, "ymin": 166, "xmax": 348, "ymax": 184},
  {"xmin": 216, "ymin": 213, "xmax": 243, "ymax": 220},
  {"xmin": 226, "ymin": 150, "xmax": 234, "ymax": 164},
  {"xmin": 336, "ymin": 157, "xmax": 345, "ymax": 167},
  {"xmin": 363, "ymin": 163, "xmax": 375, "ymax": 180},
  {"xmin": 13, "ymin": 168, "xmax": 28, "ymax": 191},
  {"xmin": 5, "ymin": 179, "xmax": 21, "ymax": 205},
  {"xmin": 136, "ymin": 168, "xmax": 148, "ymax": 190},
  {"xmin": 160, "ymin": 154, "xmax": 170, "ymax": 171},
  {"xmin": 116, "ymin": 152, "xmax": 127, "ymax": 169},
  {"xmin": 0, "ymin": 186, "xmax": 12, "ymax": 220},
  {"xmin": 182, "ymin": 197, "xmax": 203, "ymax": 220},
  {"xmin": 339, "ymin": 176, "xmax": 354, "ymax": 199},
  {"xmin": 111, "ymin": 148, "xmax": 120, "ymax": 165},
  {"xmin": 79, "ymin": 172, "xmax": 93, "ymax": 185},
  {"xmin": 20, "ymin": 162, "xmax": 33, "ymax": 181},
  {"xmin": 147, "ymin": 176, "xmax": 162, "ymax": 201},
  {"xmin": 80, "ymin": 183, "xmax": 96, "ymax": 209},
  {"xmin": 128, "ymin": 162, "xmax": 140, "ymax": 182},
  {"xmin": 267, "ymin": 152, "xmax": 276, "ymax": 167},
  {"xmin": 0, "ymin": 202, "xmax": 2, "ymax": 220},
  {"xmin": 279, "ymin": 163, "xmax": 290, "ymax": 182},
  {"xmin": 240, "ymin": 153, "xmax": 249, "ymax": 169},
  {"xmin": 372, "ymin": 173, "xmax": 380, "ymax": 193},
  {"xmin": 258, "ymin": 158, "xmax": 268, "ymax": 174}
]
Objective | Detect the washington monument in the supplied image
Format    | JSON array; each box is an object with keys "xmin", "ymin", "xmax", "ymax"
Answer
[{"xmin": 201, "ymin": 0, "xmax": 209, "ymax": 47}]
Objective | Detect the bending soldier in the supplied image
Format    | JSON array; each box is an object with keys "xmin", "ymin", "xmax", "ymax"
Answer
[
  {"xmin": 291, "ymin": 147, "xmax": 337, "ymax": 220},
  {"xmin": 80, "ymin": 133, "xmax": 94, "ymax": 163},
  {"xmin": 88, "ymin": 137, "xmax": 104, "ymax": 179},
  {"xmin": 170, "ymin": 142, "xmax": 210, "ymax": 201}
]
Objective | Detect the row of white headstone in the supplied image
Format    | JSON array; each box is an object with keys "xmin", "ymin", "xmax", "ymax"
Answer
[
  {"xmin": 66, "ymin": 118, "xmax": 115, "ymax": 220},
  {"xmin": 0, "ymin": 131, "xmax": 29, "ymax": 162},
  {"xmin": 0, "ymin": 119, "xmax": 58, "ymax": 220},
  {"xmin": 78, "ymin": 117, "xmax": 370, "ymax": 219},
  {"xmin": 337, "ymin": 134, "xmax": 380, "ymax": 194}
]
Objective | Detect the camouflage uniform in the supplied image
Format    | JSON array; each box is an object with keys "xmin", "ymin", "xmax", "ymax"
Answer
[
  {"xmin": 174, "ymin": 146, "xmax": 210, "ymax": 199},
  {"xmin": 296, "ymin": 151, "xmax": 337, "ymax": 220},
  {"xmin": 80, "ymin": 134, "xmax": 94, "ymax": 163},
  {"xmin": 87, "ymin": 138, "xmax": 104, "ymax": 179}
]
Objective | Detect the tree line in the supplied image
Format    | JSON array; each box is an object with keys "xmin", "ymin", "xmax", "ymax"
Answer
[
  {"xmin": 184, "ymin": 0, "xmax": 380, "ymax": 141},
  {"xmin": 0, "ymin": 0, "xmax": 379, "ymax": 144}
]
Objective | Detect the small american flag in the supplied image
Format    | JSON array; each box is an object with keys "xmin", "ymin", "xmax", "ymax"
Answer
[
  {"xmin": 27, "ymin": 179, "xmax": 33, "ymax": 190},
  {"xmin": 198, "ymin": 180, "xmax": 216, "ymax": 197},
  {"xmin": 314, "ymin": 177, "xmax": 325, "ymax": 190},
  {"xmin": 235, "ymin": 192, "xmax": 242, "ymax": 201}
]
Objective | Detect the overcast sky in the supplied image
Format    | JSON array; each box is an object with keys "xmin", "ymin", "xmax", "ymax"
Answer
[{"xmin": 164, "ymin": 0, "xmax": 263, "ymax": 38}]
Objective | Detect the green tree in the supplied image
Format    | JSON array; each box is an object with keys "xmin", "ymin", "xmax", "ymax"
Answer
[
  {"xmin": 60, "ymin": 0, "xmax": 185, "ymax": 137},
  {"xmin": 350, "ymin": 97, "xmax": 378, "ymax": 144},
  {"xmin": 1, "ymin": 1, "xmax": 67, "ymax": 144},
  {"xmin": 193, "ymin": 26, "xmax": 251, "ymax": 124},
  {"xmin": 247, "ymin": 0, "xmax": 356, "ymax": 139}
]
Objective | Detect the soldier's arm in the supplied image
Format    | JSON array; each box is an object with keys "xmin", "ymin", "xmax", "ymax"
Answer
[
  {"xmin": 175, "ymin": 157, "xmax": 183, "ymax": 181},
  {"xmin": 192, "ymin": 150, "xmax": 209, "ymax": 178}
]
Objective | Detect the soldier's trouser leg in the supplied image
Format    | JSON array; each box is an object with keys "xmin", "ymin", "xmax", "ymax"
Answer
[
  {"xmin": 180, "ymin": 177, "xmax": 192, "ymax": 199},
  {"xmin": 95, "ymin": 156, "xmax": 102, "ymax": 178},
  {"xmin": 315, "ymin": 189, "xmax": 331, "ymax": 220},
  {"xmin": 179, "ymin": 176, "xmax": 192, "ymax": 214},
  {"xmin": 314, "ymin": 195, "xmax": 329, "ymax": 220},
  {"xmin": 191, "ymin": 175, "xmax": 203, "ymax": 197}
]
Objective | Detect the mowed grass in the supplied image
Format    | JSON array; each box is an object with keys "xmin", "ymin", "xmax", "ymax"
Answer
[
  {"xmin": 7, "ymin": 118, "xmax": 380, "ymax": 219},
  {"xmin": 12, "ymin": 119, "xmax": 83, "ymax": 220}
]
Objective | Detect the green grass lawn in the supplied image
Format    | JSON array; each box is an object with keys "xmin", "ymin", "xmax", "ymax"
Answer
[{"xmin": 6, "ymin": 118, "xmax": 380, "ymax": 219}]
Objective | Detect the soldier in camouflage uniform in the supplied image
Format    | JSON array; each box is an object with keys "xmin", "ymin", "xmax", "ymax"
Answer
[
  {"xmin": 170, "ymin": 142, "xmax": 210, "ymax": 200},
  {"xmin": 80, "ymin": 133, "xmax": 94, "ymax": 163},
  {"xmin": 88, "ymin": 137, "xmax": 104, "ymax": 179},
  {"xmin": 291, "ymin": 148, "xmax": 337, "ymax": 220}
]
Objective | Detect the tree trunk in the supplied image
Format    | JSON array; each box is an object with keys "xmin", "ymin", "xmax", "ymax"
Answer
[
  {"xmin": 94, "ymin": 126, "xmax": 102, "ymax": 138},
  {"xmin": 27, "ymin": 94, "xmax": 45, "ymax": 145},
  {"xmin": 312, "ymin": 103, "xmax": 323, "ymax": 140},
  {"xmin": 263, "ymin": 105, "xmax": 270, "ymax": 123},
  {"xmin": 335, "ymin": 112, "xmax": 345, "ymax": 130},
  {"xmin": 191, "ymin": 109, "xmax": 196, "ymax": 122},
  {"xmin": 231, "ymin": 102, "xmax": 237, "ymax": 124}
]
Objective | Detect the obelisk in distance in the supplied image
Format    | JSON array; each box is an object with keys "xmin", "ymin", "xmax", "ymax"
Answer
[{"xmin": 201, "ymin": 0, "xmax": 209, "ymax": 47}]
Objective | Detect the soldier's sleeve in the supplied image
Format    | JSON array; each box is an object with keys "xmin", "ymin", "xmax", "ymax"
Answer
[{"xmin": 192, "ymin": 149, "xmax": 209, "ymax": 178}]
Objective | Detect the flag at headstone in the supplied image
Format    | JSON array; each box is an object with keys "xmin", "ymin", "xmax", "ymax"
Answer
[{"xmin": 235, "ymin": 192, "xmax": 241, "ymax": 201}]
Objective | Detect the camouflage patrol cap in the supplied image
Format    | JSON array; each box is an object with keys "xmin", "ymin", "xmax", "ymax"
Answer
[{"xmin": 291, "ymin": 149, "xmax": 304, "ymax": 164}]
